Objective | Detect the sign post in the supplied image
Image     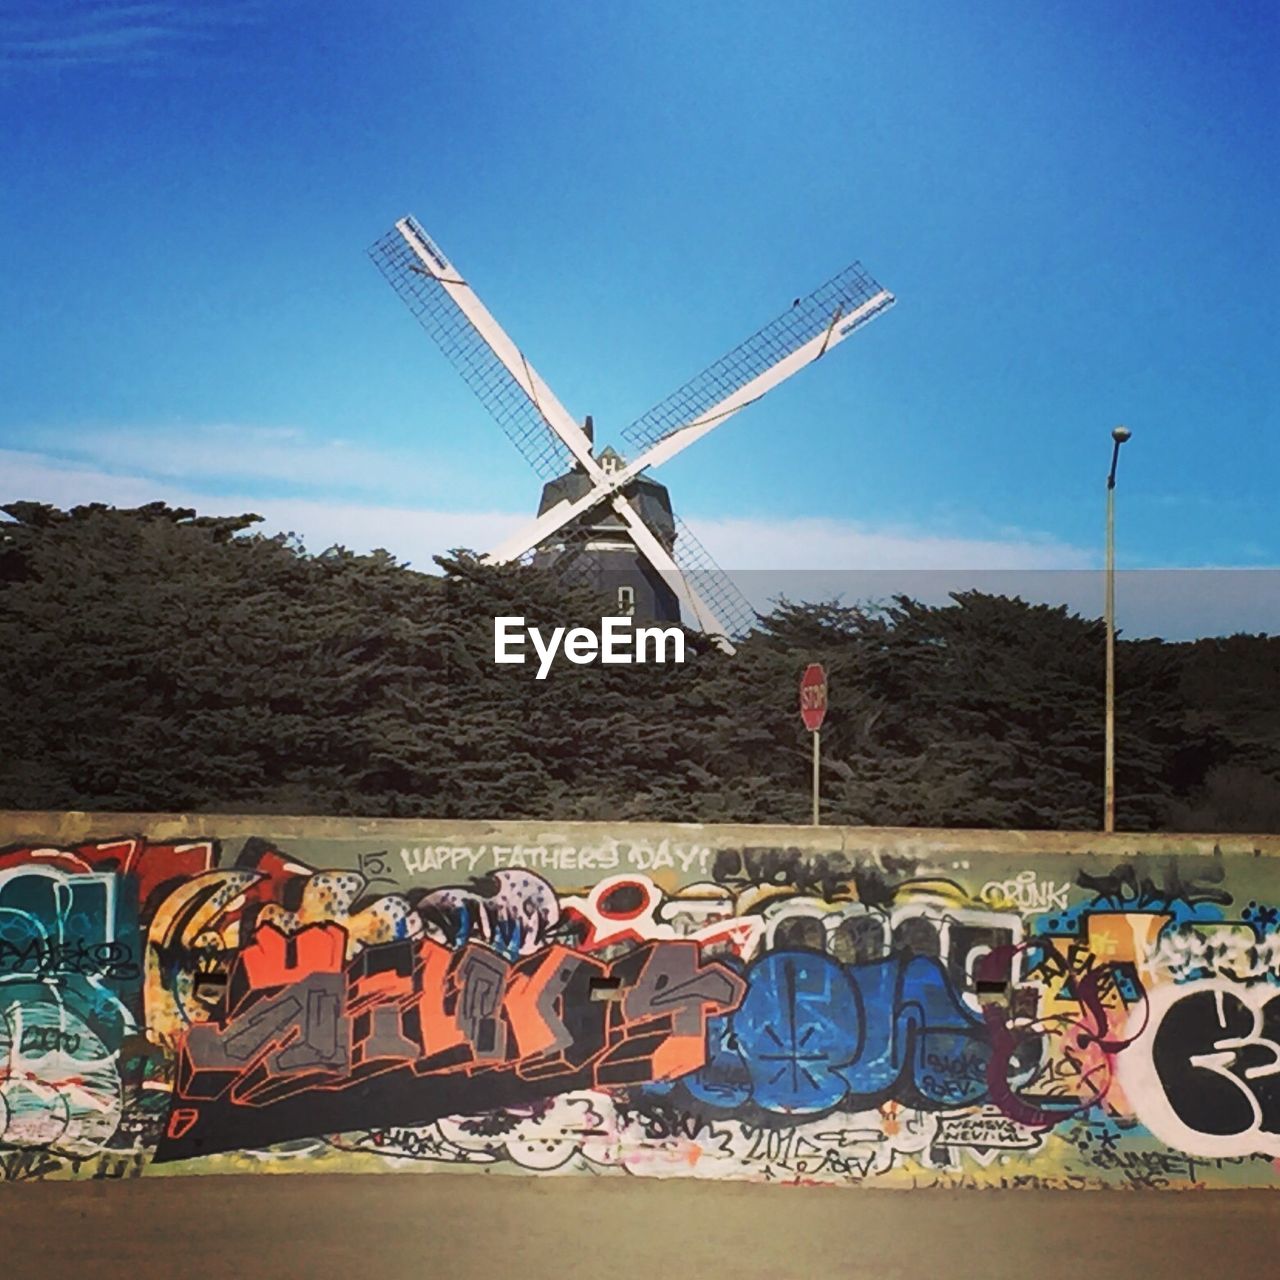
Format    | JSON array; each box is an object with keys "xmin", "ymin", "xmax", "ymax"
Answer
[{"xmin": 799, "ymin": 663, "xmax": 828, "ymax": 826}]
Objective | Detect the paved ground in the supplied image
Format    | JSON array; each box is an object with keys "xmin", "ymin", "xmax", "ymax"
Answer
[{"xmin": 2, "ymin": 1175, "xmax": 1275, "ymax": 1280}]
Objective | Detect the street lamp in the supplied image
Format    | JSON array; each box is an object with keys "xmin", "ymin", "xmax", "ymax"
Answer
[{"xmin": 1104, "ymin": 425, "xmax": 1131, "ymax": 833}]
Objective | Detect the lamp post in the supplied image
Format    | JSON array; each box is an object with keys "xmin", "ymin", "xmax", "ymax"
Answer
[{"xmin": 1104, "ymin": 425, "xmax": 1131, "ymax": 833}]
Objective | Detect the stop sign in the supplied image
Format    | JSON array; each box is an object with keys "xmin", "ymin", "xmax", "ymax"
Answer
[{"xmin": 799, "ymin": 663, "xmax": 828, "ymax": 732}]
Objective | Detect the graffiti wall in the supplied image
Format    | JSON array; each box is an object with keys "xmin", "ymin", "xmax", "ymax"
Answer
[{"xmin": 1, "ymin": 813, "xmax": 1279, "ymax": 1190}]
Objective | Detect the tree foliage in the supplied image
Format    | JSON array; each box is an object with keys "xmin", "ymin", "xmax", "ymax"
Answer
[{"xmin": 1, "ymin": 502, "xmax": 1274, "ymax": 830}]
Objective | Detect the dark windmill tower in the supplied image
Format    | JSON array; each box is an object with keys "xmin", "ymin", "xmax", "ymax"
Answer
[
  {"xmin": 531, "ymin": 419, "xmax": 680, "ymax": 623},
  {"xmin": 370, "ymin": 215, "xmax": 895, "ymax": 650}
]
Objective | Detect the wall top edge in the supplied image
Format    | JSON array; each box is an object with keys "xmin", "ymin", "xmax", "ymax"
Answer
[{"xmin": 1, "ymin": 809, "xmax": 1277, "ymax": 857}]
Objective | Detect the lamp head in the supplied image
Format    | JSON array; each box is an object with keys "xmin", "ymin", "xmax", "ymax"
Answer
[{"xmin": 1112, "ymin": 425, "xmax": 1132, "ymax": 444}]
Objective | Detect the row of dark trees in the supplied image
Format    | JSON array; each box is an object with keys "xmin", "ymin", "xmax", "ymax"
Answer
[{"xmin": 1, "ymin": 501, "xmax": 1276, "ymax": 831}]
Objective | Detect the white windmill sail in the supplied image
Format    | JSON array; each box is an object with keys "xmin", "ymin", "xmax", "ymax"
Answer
[
  {"xmin": 369, "ymin": 217, "xmax": 736, "ymax": 642},
  {"xmin": 370, "ymin": 215, "xmax": 895, "ymax": 648},
  {"xmin": 612, "ymin": 264, "xmax": 895, "ymax": 638},
  {"xmin": 368, "ymin": 217, "xmax": 584, "ymax": 479},
  {"xmin": 620, "ymin": 263, "xmax": 894, "ymax": 465}
]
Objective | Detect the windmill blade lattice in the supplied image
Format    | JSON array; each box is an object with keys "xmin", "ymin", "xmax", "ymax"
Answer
[
  {"xmin": 622, "ymin": 261, "xmax": 891, "ymax": 452},
  {"xmin": 369, "ymin": 222, "xmax": 574, "ymax": 479},
  {"xmin": 370, "ymin": 214, "xmax": 892, "ymax": 650},
  {"xmin": 669, "ymin": 515, "xmax": 758, "ymax": 639}
]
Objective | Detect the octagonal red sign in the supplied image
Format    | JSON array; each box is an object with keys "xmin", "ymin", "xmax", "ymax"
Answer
[{"xmin": 799, "ymin": 663, "xmax": 828, "ymax": 732}]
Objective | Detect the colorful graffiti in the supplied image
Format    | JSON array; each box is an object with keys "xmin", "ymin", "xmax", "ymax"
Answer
[{"xmin": 1, "ymin": 820, "xmax": 1279, "ymax": 1188}]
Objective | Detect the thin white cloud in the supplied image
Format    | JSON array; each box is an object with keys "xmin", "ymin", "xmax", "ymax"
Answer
[
  {"xmin": 2, "ymin": 448, "xmax": 179, "ymax": 510},
  {"xmin": 0, "ymin": 2, "xmax": 264, "ymax": 68},
  {"xmin": 17, "ymin": 425, "xmax": 451, "ymax": 499},
  {"xmin": 2, "ymin": 444, "xmax": 1275, "ymax": 637},
  {"xmin": 688, "ymin": 514, "xmax": 1091, "ymax": 571},
  {"xmin": 0, "ymin": 446, "xmax": 524, "ymax": 569},
  {"xmin": 0, "ymin": 441, "xmax": 1095, "ymax": 574}
]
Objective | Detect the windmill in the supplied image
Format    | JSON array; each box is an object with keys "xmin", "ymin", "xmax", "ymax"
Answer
[{"xmin": 369, "ymin": 215, "xmax": 894, "ymax": 649}]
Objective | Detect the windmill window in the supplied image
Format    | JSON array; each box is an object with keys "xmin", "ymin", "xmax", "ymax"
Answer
[{"xmin": 617, "ymin": 585, "xmax": 636, "ymax": 616}]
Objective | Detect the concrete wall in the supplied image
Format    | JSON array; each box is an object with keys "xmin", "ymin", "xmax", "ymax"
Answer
[{"xmin": 2, "ymin": 811, "xmax": 1279, "ymax": 1198}]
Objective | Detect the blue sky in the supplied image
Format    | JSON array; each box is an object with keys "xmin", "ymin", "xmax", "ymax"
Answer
[{"xmin": 2, "ymin": 1, "xmax": 1277, "ymax": 603}]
